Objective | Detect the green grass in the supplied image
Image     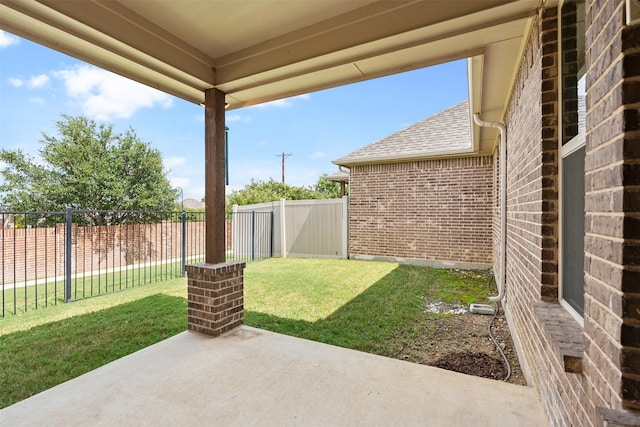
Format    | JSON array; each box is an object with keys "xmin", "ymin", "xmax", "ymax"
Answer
[
  {"xmin": 1, "ymin": 260, "xmax": 191, "ymax": 316},
  {"xmin": 0, "ymin": 278, "xmax": 186, "ymax": 337},
  {"xmin": 0, "ymin": 258, "xmax": 493, "ymax": 409},
  {"xmin": 244, "ymin": 259, "xmax": 493, "ymax": 356}
]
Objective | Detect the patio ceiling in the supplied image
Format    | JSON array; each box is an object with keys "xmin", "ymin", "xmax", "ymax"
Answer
[{"xmin": 1, "ymin": 0, "xmax": 547, "ymax": 152}]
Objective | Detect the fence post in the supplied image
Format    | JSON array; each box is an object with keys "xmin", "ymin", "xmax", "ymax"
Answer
[
  {"xmin": 270, "ymin": 211, "xmax": 274, "ymax": 258},
  {"xmin": 181, "ymin": 211, "xmax": 186, "ymax": 277},
  {"xmin": 251, "ymin": 210, "xmax": 255, "ymax": 261},
  {"xmin": 342, "ymin": 196, "xmax": 349, "ymax": 259},
  {"xmin": 279, "ymin": 198, "xmax": 287, "ymax": 258},
  {"xmin": 64, "ymin": 207, "xmax": 72, "ymax": 302}
]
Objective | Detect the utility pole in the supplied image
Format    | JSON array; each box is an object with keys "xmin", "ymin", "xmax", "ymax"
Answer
[{"xmin": 276, "ymin": 152, "xmax": 292, "ymax": 183}]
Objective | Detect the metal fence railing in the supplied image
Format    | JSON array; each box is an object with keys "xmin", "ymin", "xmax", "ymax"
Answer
[
  {"xmin": 231, "ymin": 211, "xmax": 274, "ymax": 261},
  {"xmin": 1, "ymin": 209, "xmax": 274, "ymax": 317}
]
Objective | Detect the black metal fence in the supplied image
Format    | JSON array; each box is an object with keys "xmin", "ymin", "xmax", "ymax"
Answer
[
  {"xmin": 231, "ymin": 211, "xmax": 274, "ymax": 261},
  {"xmin": 0, "ymin": 209, "xmax": 273, "ymax": 317}
]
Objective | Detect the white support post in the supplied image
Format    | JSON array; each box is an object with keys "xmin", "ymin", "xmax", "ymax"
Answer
[{"xmin": 341, "ymin": 196, "xmax": 349, "ymax": 259}]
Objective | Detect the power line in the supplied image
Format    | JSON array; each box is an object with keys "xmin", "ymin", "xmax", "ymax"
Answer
[{"xmin": 276, "ymin": 152, "xmax": 292, "ymax": 183}]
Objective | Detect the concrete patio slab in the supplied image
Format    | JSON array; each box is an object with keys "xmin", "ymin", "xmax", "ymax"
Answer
[{"xmin": 1, "ymin": 326, "xmax": 547, "ymax": 426}]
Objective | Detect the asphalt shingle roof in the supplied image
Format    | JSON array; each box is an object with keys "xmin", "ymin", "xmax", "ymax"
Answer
[
  {"xmin": 324, "ymin": 170, "xmax": 349, "ymax": 182},
  {"xmin": 333, "ymin": 100, "xmax": 471, "ymax": 166}
]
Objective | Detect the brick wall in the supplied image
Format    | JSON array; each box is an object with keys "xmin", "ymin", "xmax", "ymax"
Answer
[
  {"xmin": 349, "ymin": 156, "xmax": 493, "ymax": 266},
  {"xmin": 584, "ymin": 0, "xmax": 640, "ymax": 418},
  {"xmin": 500, "ymin": 9, "xmax": 589, "ymax": 426},
  {"xmin": 501, "ymin": 2, "xmax": 640, "ymax": 426},
  {"xmin": 186, "ymin": 261, "xmax": 245, "ymax": 336},
  {"xmin": 1, "ymin": 220, "xmax": 208, "ymax": 284}
]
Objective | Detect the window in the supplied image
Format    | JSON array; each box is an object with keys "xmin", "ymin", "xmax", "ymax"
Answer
[{"xmin": 560, "ymin": 0, "xmax": 586, "ymax": 320}]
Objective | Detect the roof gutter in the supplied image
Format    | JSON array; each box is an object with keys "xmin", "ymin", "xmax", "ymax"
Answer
[
  {"xmin": 332, "ymin": 147, "xmax": 479, "ymax": 168},
  {"xmin": 473, "ymin": 113, "xmax": 506, "ymax": 303}
]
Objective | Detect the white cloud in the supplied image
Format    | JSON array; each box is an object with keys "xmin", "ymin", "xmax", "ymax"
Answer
[
  {"xmin": 8, "ymin": 77, "xmax": 23, "ymax": 87},
  {"xmin": 29, "ymin": 74, "xmax": 49, "ymax": 88},
  {"xmin": 164, "ymin": 156, "xmax": 187, "ymax": 168},
  {"xmin": 54, "ymin": 65, "xmax": 173, "ymax": 120},
  {"xmin": 309, "ymin": 151, "xmax": 325, "ymax": 159},
  {"xmin": 250, "ymin": 94, "xmax": 310, "ymax": 109},
  {"xmin": 0, "ymin": 31, "xmax": 19, "ymax": 48}
]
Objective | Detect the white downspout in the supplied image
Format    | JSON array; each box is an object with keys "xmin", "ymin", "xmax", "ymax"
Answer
[{"xmin": 473, "ymin": 113, "xmax": 507, "ymax": 303}]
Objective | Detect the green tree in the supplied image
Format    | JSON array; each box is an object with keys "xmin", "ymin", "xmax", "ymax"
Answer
[
  {"xmin": 0, "ymin": 115, "xmax": 177, "ymax": 224},
  {"xmin": 226, "ymin": 178, "xmax": 322, "ymax": 209},
  {"xmin": 314, "ymin": 174, "xmax": 346, "ymax": 198}
]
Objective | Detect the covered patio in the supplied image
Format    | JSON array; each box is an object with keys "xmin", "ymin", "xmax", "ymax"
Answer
[
  {"xmin": 1, "ymin": 1, "xmax": 553, "ymax": 425},
  {"xmin": 1, "ymin": 326, "xmax": 546, "ymax": 426},
  {"xmin": 0, "ymin": 1, "xmax": 535, "ymax": 268}
]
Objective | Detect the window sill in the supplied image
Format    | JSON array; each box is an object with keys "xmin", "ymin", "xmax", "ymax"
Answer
[{"xmin": 533, "ymin": 301, "xmax": 585, "ymax": 373}]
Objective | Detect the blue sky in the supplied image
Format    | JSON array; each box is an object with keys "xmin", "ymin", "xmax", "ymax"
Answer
[{"xmin": 0, "ymin": 30, "xmax": 468, "ymax": 201}]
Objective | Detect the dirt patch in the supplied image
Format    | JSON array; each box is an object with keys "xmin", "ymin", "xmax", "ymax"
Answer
[
  {"xmin": 392, "ymin": 305, "xmax": 527, "ymax": 386},
  {"xmin": 433, "ymin": 351, "xmax": 508, "ymax": 381}
]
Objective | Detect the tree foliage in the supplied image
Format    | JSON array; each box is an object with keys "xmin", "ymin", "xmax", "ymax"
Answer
[
  {"xmin": 226, "ymin": 178, "xmax": 321, "ymax": 208},
  {"xmin": 0, "ymin": 116, "xmax": 177, "ymax": 222},
  {"xmin": 314, "ymin": 174, "xmax": 346, "ymax": 199},
  {"xmin": 225, "ymin": 175, "xmax": 346, "ymax": 211}
]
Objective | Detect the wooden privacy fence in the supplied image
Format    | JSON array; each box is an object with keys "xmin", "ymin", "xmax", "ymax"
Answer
[{"xmin": 233, "ymin": 198, "xmax": 348, "ymax": 259}]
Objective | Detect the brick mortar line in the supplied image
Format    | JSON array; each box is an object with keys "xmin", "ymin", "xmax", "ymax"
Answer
[
  {"xmin": 585, "ymin": 347, "xmax": 622, "ymax": 402},
  {"xmin": 557, "ymin": 368, "xmax": 594, "ymax": 427},
  {"xmin": 584, "ymin": 334, "xmax": 618, "ymax": 403},
  {"xmin": 505, "ymin": 237, "xmax": 547, "ymax": 265},
  {"xmin": 583, "ymin": 281, "xmax": 621, "ymax": 301},
  {"xmin": 588, "ymin": 276, "xmax": 625, "ymax": 297},
  {"xmin": 586, "ymin": 251, "xmax": 633, "ymax": 268},
  {"xmin": 586, "ymin": 2, "xmax": 624, "ymax": 68},
  {"xmin": 587, "ymin": 292, "xmax": 624, "ymax": 322},
  {"xmin": 508, "ymin": 148, "xmax": 547, "ymax": 174},
  {"xmin": 506, "ymin": 182, "xmax": 549, "ymax": 198},
  {"xmin": 572, "ymin": 379, "xmax": 605, "ymax": 427},
  {"xmin": 585, "ymin": 185, "xmax": 626, "ymax": 195},
  {"xmin": 586, "ymin": 100, "xmax": 624, "ymax": 129},
  {"xmin": 586, "ymin": 212, "xmax": 636, "ymax": 219},
  {"xmin": 589, "ymin": 53, "xmax": 624, "ymax": 93},
  {"xmin": 621, "ymin": 99, "xmax": 640, "ymax": 109},
  {"xmin": 585, "ymin": 232, "xmax": 626, "ymax": 243},
  {"xmin": 507, "ymin": 220, "xmax": 555, "ymax": 234},
  {"xmin": 585, "ymin": 158, "xmax": 628, "ymax": 174},
  {"xmin": 623, "ymin": 372, "xmax": 640, "ymax": 383}
]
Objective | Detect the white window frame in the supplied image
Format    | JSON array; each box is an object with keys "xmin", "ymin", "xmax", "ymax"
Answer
[
  {"xmin": 559, "ymin": 133, "xmax": 585, "ymax": 326},
  {"xmin": 558, "ymin": 0, "xmax": 586, "ymax": 326}
]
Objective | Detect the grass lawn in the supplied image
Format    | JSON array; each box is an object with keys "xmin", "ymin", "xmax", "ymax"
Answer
[
  {"xmin": 245, "ymin": 258, "xmax": 492, "ymax": 355},
  {"xmin": 0, "ymin": 258, "xmax": 493, "ymax": 409},
  {"xmin": 1, "ymin": 260, "xmax": 188, "ymax": 317}
]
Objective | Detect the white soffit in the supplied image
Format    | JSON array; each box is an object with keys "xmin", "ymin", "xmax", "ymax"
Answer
[{"xmin": 1, "ymin": 0, "xmax": 542, "ymax": 113}]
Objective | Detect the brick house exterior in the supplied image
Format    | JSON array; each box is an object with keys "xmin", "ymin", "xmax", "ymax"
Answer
[
  {"xmin": 491, "ymin": 1, "xmax": 640, "ymax": 426},
  {"xmin": 334, "ymin": 101, "xmax": 494, "ymax": 268},
  {"xmin": 335, "ymin": 2, "xmax": 640, "ymax": 425},
  {"xmin": 7, "ymin": 1, "xmax": 640, "ymax": 425}
]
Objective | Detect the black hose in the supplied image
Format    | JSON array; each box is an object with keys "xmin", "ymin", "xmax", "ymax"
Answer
[{"xmin": 488, "ymin": 302, "xmax": 511, "ymax": 382}]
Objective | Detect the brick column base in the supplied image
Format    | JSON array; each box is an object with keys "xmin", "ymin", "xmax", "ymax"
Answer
[{"xmin": 186, "ymin": 261, "xmax": 246, "ymax": 337}]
